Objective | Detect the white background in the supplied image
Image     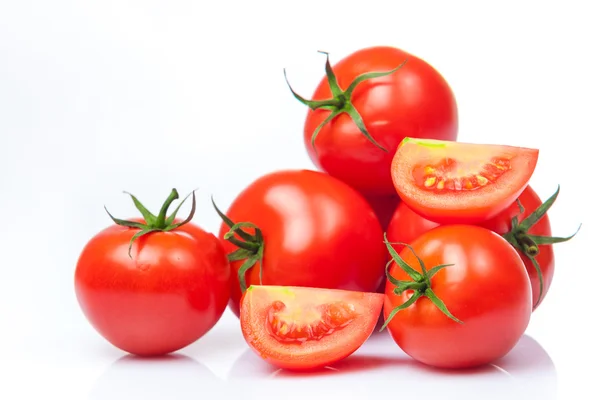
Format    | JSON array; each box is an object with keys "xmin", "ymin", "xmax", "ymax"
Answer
[{"xmin": 1, "ymin": 1, "xmax": 597, "ymax": 399}]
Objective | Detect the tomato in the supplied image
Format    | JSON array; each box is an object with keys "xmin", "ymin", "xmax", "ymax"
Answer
[
  {"xmin": 240, "ymin": 285, "xmax": 384, "ymax": 370},
  {"xmin": 285, "ymin": 46, "xmax": 458, "ymax": 196},
  {"xmin": 391, "ymin": 137, "xmax": 539, "ymax": 224},
  {"xmin": 386, "ymin": 185, "xmax": 578, "ymax": 311},
  {"xmin": 382, "ymin": 225, "xmax": 532, "ymax": 369},
  {"xmin": 213, "ymin": 169, "xmax": 386, "ymax": 317},
  {"xmin": 74, "ymin": 189, "xmax": 230, "ymax": 356},
  {"xmin": 386, "ymin": 201, "xmax": 440, "ymax": 252},
  {"xmin": 479, "ymin": 185, "xmax": 579, "ymax": 310}
]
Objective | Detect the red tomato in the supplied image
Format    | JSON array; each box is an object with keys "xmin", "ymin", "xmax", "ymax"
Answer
[
  {"xmin": 386, "ymin": 201, "xmax": 440, "ymax": 251},
  {"xmin": 286, "ymin": 46, "xmax": 458, "ymax": 196},
  {"xmin": 386, "ymin": 185, "xmax": 577, "ymax": 311},
  {"xmin": 213, "ymin": 169, "xmax": 386, "ymax": 317},
  {"xmin": 74, "ymin": 190, "xmax": 230, "ymax": 356},
  {"xmin": 479, "ymin": 185, "xmax": 578, "ymax": 310},
  {"xmin": 382, "ymin": 225, "xmax": 532, "ymax": 369},
  {"xmin": 240, "ymin": 285, "xmax": 384, "ymax": 370},
  {"xmin": 391, "ymin": 137, "xmax": 539, "ymax": 224}
]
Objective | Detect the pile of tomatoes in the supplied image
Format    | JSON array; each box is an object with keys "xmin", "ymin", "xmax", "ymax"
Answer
[{"xmin": 74, "ymin": 46, "xmax": 579, "ymax": 371}]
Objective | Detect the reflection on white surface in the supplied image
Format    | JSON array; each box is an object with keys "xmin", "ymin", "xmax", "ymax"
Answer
[
  {"xmin": 85, "ymin": 331, "xmax": 556, "ymax": 400},
  {"xmin": 89, "ymin": 354, "xmax": 225, "ymax": 400},
  {"xmin": 227, "ymin": 333, "xmax": 557, "ymax": 400}
]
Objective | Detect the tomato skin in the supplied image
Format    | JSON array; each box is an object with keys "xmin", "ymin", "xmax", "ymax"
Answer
[
  {"xmin": 240, "ymin": 285, "xmax": 384, "ymax": 371},
  {"xmin": 386, "ymin": 201, "xmax": 440, "ymax": 251},
  {"xmin": 74, "ymin": 219, "xmax": 230, "ymax": 356},
  {"xmin": 479, "ymin": 186, "xmax": 554, "ymax": 310},
  {"xmin": 386, "ymin": 185, "xmax": 553, "ymax": 311},
  {"xmin": 383, "ymin": 225, "xmax": 532, "ymax": 369},
  {"xmin": 304, "ymin": 46, "xmax": 458, "ymax": 195},
  {"xmin": 218, "ymin": 169, "xmax": 386, "ymax": 317}
]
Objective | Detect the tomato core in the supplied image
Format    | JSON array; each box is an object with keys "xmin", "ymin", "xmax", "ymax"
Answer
[
  {"xmin": 266, "ymin": 300, "xmax": 356, "ymax": 343},
  {"xmin": 413, "ymin": 157, "xmax": 511, "ymax": 191}
]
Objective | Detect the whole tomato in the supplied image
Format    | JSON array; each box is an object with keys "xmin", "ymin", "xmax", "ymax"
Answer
[
  {"xmin": 386, "ymin": 185, "xmax": 579, "ymax": 311},
  {"xmin": 285, "ymin": 46, "xmax": 458, "ymax": 196},
  {"xmin": 382, "ymin": 225, "xmax": 532, "ymax": 369},
  {"xmin": 212, "ymin": 169, "xmax": 387, "ymax": 317},
  {"xmin": 75, "ymin": 189, "xmax": 230, "ymax": 356}
]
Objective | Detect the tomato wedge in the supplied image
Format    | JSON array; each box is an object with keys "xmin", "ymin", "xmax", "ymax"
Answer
[
  {"xmin": 391, "ymin": 138, "xmax": 539, "ymax": 224},
  {"xmin": 239, "ymin": 285, "xmax": 384, "ymax": 371}
]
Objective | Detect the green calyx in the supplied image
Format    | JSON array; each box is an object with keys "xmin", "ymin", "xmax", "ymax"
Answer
[
  {"xmin": 379, "ymin": 233, "xmax": 463, "ymax": 332},
  {"xmin": 502, "ymin": 185, "xmax": 581, "ymax": 308},
  {"xmin": 284, "ymin": 51, "xmax": 407, "ymax": 153},
  {"xmin": 211, "ymin": 198, "xmax": 264, "ymax": 294},
  {"xmin": 105, "ymin": 188, "xmax": 197, "ymax": 258}
]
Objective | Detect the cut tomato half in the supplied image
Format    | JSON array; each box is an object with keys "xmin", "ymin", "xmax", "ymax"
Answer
[
  {"xmin": 239, "ymin": 285, "xmax": 384, "ymax": 371},
  {"xmin": 391, "ymin": 138, "xmax": 539, "ymax": 224}
]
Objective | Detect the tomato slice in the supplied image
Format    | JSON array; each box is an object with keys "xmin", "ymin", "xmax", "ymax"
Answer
[
  {"xmin": 239, "ymin": 285, "xmax": 384, "ymax": 371},
  {"xmin": 391, "ymin": 138, "xmax": 539, "ymax": 224}
]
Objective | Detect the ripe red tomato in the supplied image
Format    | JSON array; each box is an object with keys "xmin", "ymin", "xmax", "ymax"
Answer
[
  {"xmin": 286, "ymin": 46, "xmax": 458, "ymax": 196},
  {"xmin": 213, "ymin": 169, "xmax": 386, "ymax": 317},
  {"xmin": 382, "ymin": 225, "xmax": 532, "ymax": 369},
  {"xmin": 74, "ymin": 190, "xmax": 230, "ymax": 356},
  {"xmin": 240, "ymin": 285, "xmax": 384, "ymax": 370},
  {"xmin": 391, "ymin": 137, "xmax": 539, "ymax": 224},
  {"xmin": 386, "ymin": 201, "xmax": 440, "ymax": 251},
  {"xmin": 479, "ymin": 185, "xmax": 578, "ymax": 310},
  {"xmin": 386, "ymin": 185, "xmax": 577, "ymax": 311}
]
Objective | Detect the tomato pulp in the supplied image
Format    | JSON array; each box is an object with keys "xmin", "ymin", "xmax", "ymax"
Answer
[
  {"xmin": 383, "ymin": 225, "xmax": 532, "ymax": 369},
  {"xmin": 391, "ymin": 138, "xmax": 539, "ymax": 224},
  {"xmin": 240, "ymin": 285, "xmax": 384, "ymax": 370},
  {"xmin": 214, "ymin": 169, "xmax": 387, "ymax": 317},
  {"xmin": 287, "ymin": 46, "xmax": 458, "ymax": 196},
  {"xmin": 75, "ymin": 190, "xmax": 230, "ymax": 356}
]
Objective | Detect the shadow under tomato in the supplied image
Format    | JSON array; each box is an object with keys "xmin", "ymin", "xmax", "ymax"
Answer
[{"xmin": 89, "ymin": 353, "xmax": 225, "ymax": 400}]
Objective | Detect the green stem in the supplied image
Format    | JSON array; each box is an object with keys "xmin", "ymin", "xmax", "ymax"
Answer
[
  {"xmin": 285, "ymin": 50, "xmax": 406, "ymax": 153},
  {"xmin": 515, "ymin": 231, "xmax": 539, "ymax": 256},
  {"xmin": 502, "ymin": 185, "xmax": 580, "ymax": 307},
  {"xmin": 155, "ymin": 189, "xmax": 180, "ymax": 229},
  {"xmin": 380, "ymin": 233, "xmax": 462, "ymax": 332},
  {"xmin": 105, "ymin": 188, "xmax": 197, "ymax": 258},
  {"xmin": 212, "ymin": 198, "xmax": 265, "ymax": 294}
]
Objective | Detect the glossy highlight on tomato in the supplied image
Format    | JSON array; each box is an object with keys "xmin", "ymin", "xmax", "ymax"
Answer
[
  {"xmin": 391, "ymin": 138, "xmax": 539, "ymax": 224},
  {"xmin": 240, "ymin": 285, "xmax": 384, "ymax": 370},
  {"xmin": 287, "ymin": 46, "xmax": 458, "ymax": 196},
  {"xmin": 214, "ymin": 169, "xmax": 386, "ymax": 317},
  {"xmin": 383, "ymin": 225, "xmax": 532, "ymax": 369},
  {"xmin": 74, "ymin": 190, "xmax": 230, "ymax": 356}
]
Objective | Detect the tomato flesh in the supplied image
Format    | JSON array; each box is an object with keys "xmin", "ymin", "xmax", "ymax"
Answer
[
  {"xmin": 391, "ymin": 138, "xmax": 539, "ymax": 224},
  {"xmin": 240, "ymin": 285, "xmax": 384, "ymax": 371},
  {"xmin": 267, "ymin": 300, "xmax": 355, "ymax": 343}
]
